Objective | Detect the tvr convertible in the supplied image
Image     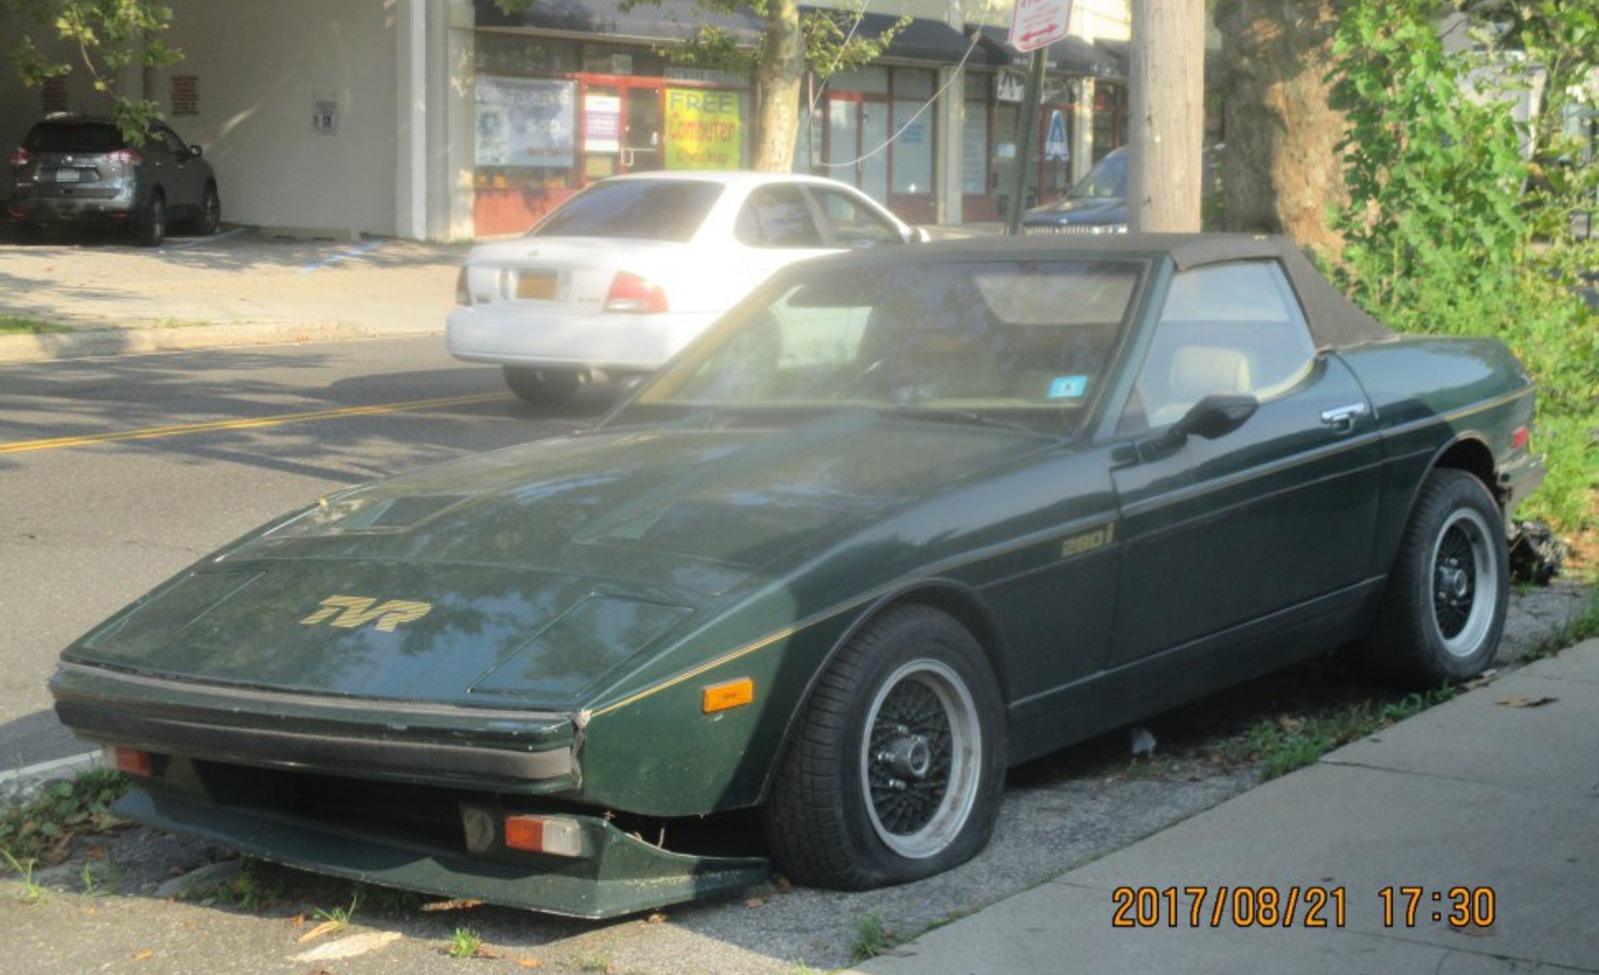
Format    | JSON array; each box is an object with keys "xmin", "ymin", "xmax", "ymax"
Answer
[{"xmin": 51, "ymin": 234, "xmax": 1543, "ymax": 917}]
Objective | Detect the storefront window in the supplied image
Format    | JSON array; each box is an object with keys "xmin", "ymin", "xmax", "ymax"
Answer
[
  {"xmin": 475, "ymin": 75, "xmax": 578, "ymax": 188},
  {"xmin": 476, "ymin": 33, "xmax": 578, "ymax": 74},
  {"xmin": 962, "ymin": 73, "xmax": 991, "ymax": 196},
  {"xmin": 582, "ymin": 44, "xmax": 665, "ymax": 77},
  {"xmin": 892, "ymin": 99, "xmax": 932, "ymax": 194}
]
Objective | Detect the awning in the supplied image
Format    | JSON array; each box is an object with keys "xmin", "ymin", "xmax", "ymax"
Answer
[
  {"xmin": 473, "ymin": 0, "xmax": 977, "ymax": 66},
  {"xmin": 970, "ymin": 24, "xmax": 1125, "ymax": 77}
]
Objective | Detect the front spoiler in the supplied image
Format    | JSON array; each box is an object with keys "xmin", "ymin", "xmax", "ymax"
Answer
[{"xmin": 117, "ymin": 786, "xmax": 769, "ymax": 919}]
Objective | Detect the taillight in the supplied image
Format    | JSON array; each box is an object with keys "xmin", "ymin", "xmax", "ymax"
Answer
[
  {"xmin": 106, "ymin": 148, "xmax": 141, "ymax": 166},
  {"xmin": 604, "ymin": 271, "xmax": 668, "ymax": 314},
  {"xmin": 1513, "ymin": 426, "xmax": 1530, "ymax": 451},
  {"xmin": 8, "ymin": 148, "xmax": 31, "ymax": 167},
  {"xmin": 455, "ymin": 266, "xmax": 470, "ymax": 305}
]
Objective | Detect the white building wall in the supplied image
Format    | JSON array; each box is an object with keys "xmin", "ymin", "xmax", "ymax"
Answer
[{"xmin": 148, "ymin": 0, "xmax": 404, "ymax": 237}]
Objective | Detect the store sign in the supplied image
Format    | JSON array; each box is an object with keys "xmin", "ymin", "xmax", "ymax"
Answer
[
  {"xmin": 584, "ymin": 93, "xmax": 621, "ymax": 153},
  {"xmin": 475, "ymin": 75, "xmax": 576, "ymax": 167},
  {"xmin": 1009, "ymin": 0, "xmax": 1073, "ymax": 53},
  {"xmin": 665, "ymin": 88, "xmax": 742, "ymax": 169}
]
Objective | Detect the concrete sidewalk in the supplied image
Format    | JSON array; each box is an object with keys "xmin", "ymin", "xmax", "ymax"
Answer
[
  {"xmin": 855, "ymin": 637, "xmax": 1599, "ymax": 974},
  {"xmin": 0, "ymin": 226, "xmax": 464, "ymax": 363}
]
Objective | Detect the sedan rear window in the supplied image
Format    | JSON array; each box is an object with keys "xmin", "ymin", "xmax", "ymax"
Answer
[{"xmin": 531, "ymin": 179, "xmax": 723, "ymax": 242}]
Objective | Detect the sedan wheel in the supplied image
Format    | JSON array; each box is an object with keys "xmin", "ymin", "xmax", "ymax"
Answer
[
  {"xmin": 1360, "ymin": 469, "xmax": 1508, "ymax": 687},
  {"xmin": 503, "ymin": 366, "xmax": 584, "ymax": 406},
  {"xmin": 762, "ymin": 605, "xmax": 1005, "ymax": 890}
]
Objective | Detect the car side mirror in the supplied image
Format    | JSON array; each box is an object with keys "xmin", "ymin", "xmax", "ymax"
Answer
[
  {"xmin": 907, "ymin": 226, "xmax": 932, "ymax": 244},
  {"xmin": 1141, "ymin": 393, "xmax": 1259, "ymax": 459},
  {"xmin": 189, "ymin": 145, "xmax": 203, "ymax": 158}
]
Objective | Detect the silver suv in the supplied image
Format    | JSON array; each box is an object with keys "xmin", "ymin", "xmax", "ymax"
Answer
[{"xmin": 8, "ymin": 115, "xmax": 220, "ymax": 246}]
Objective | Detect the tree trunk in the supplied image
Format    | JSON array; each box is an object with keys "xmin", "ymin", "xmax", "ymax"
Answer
[
  {"xmin": 1213, "ymin": 0, "xmax": 1348, "ymax": 254},
  {"xmin": 1129, "ymin": 0, "xmax": 1206, "ymax": 232},
  {"xmin": 752, "ymin": 0, "xmax": 803, "ymax": 172}
]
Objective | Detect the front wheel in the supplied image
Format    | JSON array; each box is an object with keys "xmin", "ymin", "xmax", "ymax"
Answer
[
  {"xmin": 1359, "ymin": 469, "xmax": 1508, "ymax": 688},
  {"xmin": 502, "ymin": 366, "xmax": 584, "ymax": 406},
  {"xmin": 762, "ymin": 605, "xmax": 1005, "ymax": 890}
]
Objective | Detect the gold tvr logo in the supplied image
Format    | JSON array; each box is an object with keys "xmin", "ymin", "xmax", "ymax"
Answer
[{"xmin": 300, "ymin": 595, "xmax": 433, "ymax": 632}]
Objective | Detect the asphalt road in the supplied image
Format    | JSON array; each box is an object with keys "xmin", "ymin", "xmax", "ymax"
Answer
[{"xmin": 0, "ymin": 335, "xmax": 609, "ymax": 772}]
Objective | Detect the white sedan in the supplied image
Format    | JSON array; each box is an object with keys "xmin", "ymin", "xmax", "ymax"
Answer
[{"xmin": 447, "ymin": 171, "xmax": 923, "ymax": 404}]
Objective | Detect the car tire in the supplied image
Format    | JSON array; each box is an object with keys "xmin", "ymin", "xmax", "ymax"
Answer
[
  {"xmin": 503, "ymin": 366, "xmax": 584, "ymax": 406},
  {"xmin": 194, "ymin": 183, "xmax": 221, "ymax": 236},
  {"xmin": 1360, "ymin": 469, "xmax": 1508, "ymax": 688},
  {"xmin": 762, "ymin": 604, "xmax": 1005, "ymax": 890},
  {"xmin": 137, "ymin": 193, "xmax": 166, "ymax": 247}
]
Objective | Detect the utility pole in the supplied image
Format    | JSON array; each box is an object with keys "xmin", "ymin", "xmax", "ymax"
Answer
[{"xmin": 1128, "ymin": 0, "xmax": 1205, "ymax": 232}]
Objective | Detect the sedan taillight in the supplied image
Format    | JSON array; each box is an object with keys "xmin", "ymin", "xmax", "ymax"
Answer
[
  {"xmin": 8, "ymin": 148, "xmax": 31, "ymax": 167},
  {"xmin": 604, "ymin": 271, "xmax": 668, "ymax": 314}
]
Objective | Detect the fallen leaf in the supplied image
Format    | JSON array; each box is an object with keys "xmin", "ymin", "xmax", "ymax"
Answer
[
  {"xmin": 1495, "ymin": 695, "xmax": 1557, "ymax": 708},
  {"xmin": 296, "ymin": 920, "xmax": 344, "ymax": 943},
  {"xmin": 516, "ymin": 959, "xmax": 542, "ymax": 969},
  {"xmin": 420, "ymin": 897, "xmax": 484, "ymax": 912},
  {"xmin": 132, "ymin": 950, "xmax": 155, "ymax": 963},
  {"xmin": 744, "ymin": 896, "xmax": 766, "ymax": 909},
  {"xmin": 290, "ymin": 931, "xmax": 402, "ymax": 962},
  {"xmin": 645, "ymin": 913, "xmax": 667, "ymax": 924},
  {"xmin": 1464, "ymin": 669, "xmax": 1499, "ymax": 690}
]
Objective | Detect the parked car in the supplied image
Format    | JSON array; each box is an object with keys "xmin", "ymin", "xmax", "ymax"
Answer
[
  {"xmin": 7, "ymin": 114, "xmax": 220, "ymax": 246},
  {"xmin": 1021, "ymin": 146, "xmax": 1131, "ymax": 235},
  {"xmin": 446, "ymin": 170, "xmax": 922, "ymax": 404},
  {"xmin": 52, "ymin": 234, "xmax": 1542, "ymax": 918},
  {"xmin": 1021, "ymin": 146, "xmax": 1220, "ymax": 235}
]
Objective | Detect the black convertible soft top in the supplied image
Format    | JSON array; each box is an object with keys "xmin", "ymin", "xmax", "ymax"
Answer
[{"xmin": 907, "ymin": 233, "xmax": 1396, "ymax": 350}]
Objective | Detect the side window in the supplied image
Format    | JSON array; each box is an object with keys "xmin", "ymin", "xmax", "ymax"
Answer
[
  {"xmin": 808, "ymin": 187, "xmax": 904, "ymax": 247},
  {"xmin": 734, "ymin": 184, "xmax": 825, "ymax": 248},
  {"xmin": 1123, "ymin": 261, "xmax": 1317, "ymax": 431}
]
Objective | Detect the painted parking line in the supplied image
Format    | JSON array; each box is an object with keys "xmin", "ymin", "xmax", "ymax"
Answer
[
  {"xmin": 164, "ymin": 226, "xmax": 247, "ymax": 250},
  {"xmin": 300, "ymin": 239, "xmax": 385, "ymax": 274},
  {"xmin": 0, "ymin": 392, "xmax": 510, "ymax": 455},
  {"xmin": 0, "ymin": 750, "xmax": 101, "ymax": 788}
]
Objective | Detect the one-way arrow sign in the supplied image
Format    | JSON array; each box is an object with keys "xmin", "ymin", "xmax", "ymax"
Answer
[{"xmin": 1009, "ymin": 0, "xmax": 1074, "ymax": 54}]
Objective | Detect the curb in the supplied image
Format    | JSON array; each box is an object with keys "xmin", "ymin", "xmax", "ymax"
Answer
[{"xmin": 0, "ymin": 321, "xmax": 445, "ymax": 365}]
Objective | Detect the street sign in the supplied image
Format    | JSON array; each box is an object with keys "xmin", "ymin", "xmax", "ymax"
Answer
[
  {"xmin": 1009, "ymin": 0, "xmax": 1073, "ymax": 54},
  {"xmin": 1045, "ymin": 110, "xmax": 1070, "ymax": 161}
]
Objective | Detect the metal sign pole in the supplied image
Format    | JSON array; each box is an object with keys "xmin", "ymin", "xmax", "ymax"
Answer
[{"xmin": 1006, "ymin": 49, "xmax": 1046, "ymax": 235}]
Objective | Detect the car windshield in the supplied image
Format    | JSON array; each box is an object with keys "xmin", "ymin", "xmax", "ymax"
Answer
[
  {"xmin": 24, "ymin": 121, "xmax": 125, "ymax": 153},
  {"xmin": 615, "ymin": 257, "xmax": 1144, "ymax": 437},
  {"xmin": 530, "ymin": 179, "xmax": 723, "ymax": 242},
  {"xmin": 1068, "ymin": 151, "xmax": 1126, "ymax": 200}
]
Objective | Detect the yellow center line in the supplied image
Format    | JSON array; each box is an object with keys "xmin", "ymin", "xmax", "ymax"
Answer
[{"xmin": 0, "ymin": 392, "xmax": 511, "ymax": 455}]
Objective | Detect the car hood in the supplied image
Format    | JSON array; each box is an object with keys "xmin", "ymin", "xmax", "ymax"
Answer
[
  {"xmin": 1024, "ymin": 197, "xmax": 1127, "ymax": 225},
  {"xmin": 65, "ymin": 412, "xmax": 1048, "ymax": 709}
]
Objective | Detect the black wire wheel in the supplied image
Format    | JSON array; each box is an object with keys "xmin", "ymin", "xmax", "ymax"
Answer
[
  {"xmin": 762, "ymin": 605, "xmax": 1005, "ymax": 890},
  {"xmin": 503, "ymin": 366, "xmax": 584, "ymax": 405},
  {"xmin": 1360, "ymin": 469, "xmax": 1509, "ymax": 688}
]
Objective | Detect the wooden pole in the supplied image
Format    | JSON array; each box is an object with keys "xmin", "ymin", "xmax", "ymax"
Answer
[{"xmin": 1128, "ymin": 0, "xmax": 1205, "ymax": 232}]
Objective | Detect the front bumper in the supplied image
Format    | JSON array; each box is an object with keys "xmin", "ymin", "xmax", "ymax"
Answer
[{"xmin": 117, "ymin": 784, "xmax": 768, "ymax": 918}]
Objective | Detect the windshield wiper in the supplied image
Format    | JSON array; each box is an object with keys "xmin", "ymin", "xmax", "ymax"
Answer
[{"xmin": 879, "ymin": 406, "xmax": 1037, "ymax": 434}]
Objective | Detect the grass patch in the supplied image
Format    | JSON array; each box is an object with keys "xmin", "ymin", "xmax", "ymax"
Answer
[
  {"xmin": 1216, "ymin": 686, "xmax": 1458, "ymax": 780},
  {"xmin": 447, "ymin": 927, "xmax": 483, "ymax": 959},
  {"xmin": 0, "ymin": 316, "xmax": 71, "ymax": 335},
  {"xmin": 850, "ymin": 910, "xmax": 902, "ymax": 963}
]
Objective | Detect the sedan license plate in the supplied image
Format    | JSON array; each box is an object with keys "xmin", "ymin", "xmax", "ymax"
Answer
[
  {"xmin": 516, "ymin": 271, "xmax": 560, "ymax": 301},
  {"xmin": 54, "ymin": 168, "xmax": 82, "ymax": 183}
]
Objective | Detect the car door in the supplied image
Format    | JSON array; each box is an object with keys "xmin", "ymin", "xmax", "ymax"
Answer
[
  {"xmin": 733, "ymin": 182, "xmax": 836, "ymax": 282},
  {"xmin": 152, "ymin": 126, "xmax": 203, "ymax": 213},
  {"xmin": 1107, "ymin": 259, "xmax": 1382, "ymax": 669}
]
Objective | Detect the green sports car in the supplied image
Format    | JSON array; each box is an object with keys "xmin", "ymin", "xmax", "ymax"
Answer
[{"xmin": 50, "ymin": 234, "xmax": 1543, "ymax": 918}]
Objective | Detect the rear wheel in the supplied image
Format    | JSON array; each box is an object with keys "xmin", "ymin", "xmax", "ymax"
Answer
[
  {"xmin": 136, "ymin": 193, "xmax": 166, "ymax": 247},
  {"xmin": 762, "ymin": 605, "xmax": 1005, "ymax": 890},
  {"xmin": 503, "ymin": 366, "xmax": 584, "ymax": 405},
  {"xmin": 1360, "ymin": 469, "xmax": 1508, "ymax": 687}
]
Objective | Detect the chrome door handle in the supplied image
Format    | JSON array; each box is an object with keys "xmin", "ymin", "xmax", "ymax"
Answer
[{"xmin": 1320, "ymin": 402, "xmax": 1369, "ymax": 433}]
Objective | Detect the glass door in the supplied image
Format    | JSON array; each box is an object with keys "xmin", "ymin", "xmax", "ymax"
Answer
[{"xmin": 623, "ymin": 86, "xmax": 662, "ymax": 172}]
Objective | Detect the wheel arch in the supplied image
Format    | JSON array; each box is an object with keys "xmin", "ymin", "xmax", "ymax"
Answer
[
  {"xmin": 755, "ymin": 578, "xmax": 1010, "ymax": 806},
  {"xmin": 1430, "ymin": 434, "xmax": 1499, "ymax": 503}
]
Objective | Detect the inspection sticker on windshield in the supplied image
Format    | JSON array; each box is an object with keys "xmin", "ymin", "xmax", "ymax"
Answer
[{"xmin": 1048, "ymin": 376, "xmax": 1088, "ymax": 400}]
